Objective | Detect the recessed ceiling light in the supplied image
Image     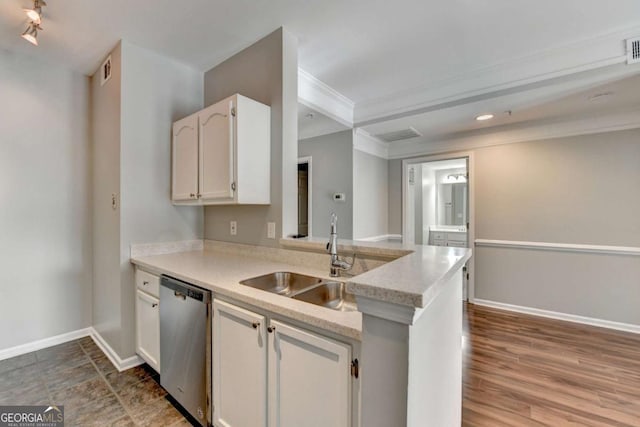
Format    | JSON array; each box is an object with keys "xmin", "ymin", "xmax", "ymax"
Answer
[{"xmin": 475, "ymin": 114, "xmax": 494, "ymax": 121}]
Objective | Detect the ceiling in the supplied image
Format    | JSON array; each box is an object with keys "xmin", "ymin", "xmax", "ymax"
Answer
[
  {"xmin": 2, "ymin": 0, "xmax": 640, "ymax": 107},
  {"xmin": 3, "ymin": 0, "xmax": 640, "ymax": 144},
  {"xmin": 362, "ymin": 70, "xmax": 640, "ymax": 144}
]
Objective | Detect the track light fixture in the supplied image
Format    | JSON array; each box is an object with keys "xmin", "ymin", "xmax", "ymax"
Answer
[{"xmin": 21, "ymin": 0, "xmax": 46, "ymax": 46}]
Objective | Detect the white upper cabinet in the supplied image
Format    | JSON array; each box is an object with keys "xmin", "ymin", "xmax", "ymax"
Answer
[
  {"xmin": 172, "ymin": 114, "xmax": 199, "ymax": 201},
  {"xmin": 171, "ymin": 94, "xmax": 271, "ymax": 205}
]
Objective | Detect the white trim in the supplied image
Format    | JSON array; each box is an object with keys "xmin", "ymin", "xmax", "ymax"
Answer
[
  {"xmin": 91, "ymin": 328, "xmax": 144, "ymax": 372},
  {"xmin": 355, "ymin": 25, "xmax": 640, "ymax": 124},
  {"xmin": 388, "ymin": 109, "xmax": 640, "ymax": 159},
  {"xmin": 0, "ymin": 327, "xmax": 92, "ymax": 361},
  {"xmin": 402, "ymin": 152, "xmax": 476, "ymax": 302},
  {"xmin": 356, "ymin": 234, "xmax": 402, "ymax": 242},
  {"xmin": 474, "ymin": 299, "xmax": 640, "ymax": 335},
  {"xmin": 298, "ymin": 68, "xmax": 354, "ymax": 127},
  {"xmin": 353, "ymin": 128, "xmax": 389, "ymax": 159},
  {"xmin": 475, "ymin": 239, "xmax": 640, "ymax": 256},
  {"xmin": 297, "ymin": 156, "xmax": 313, "ymax": 237},
  {"xmin": 356, "ymin": 296, "xmax": 423, "ymax": 325}
]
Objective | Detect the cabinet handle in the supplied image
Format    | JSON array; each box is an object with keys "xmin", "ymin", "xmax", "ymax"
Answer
[
  {"xmin": 190, "ymin": 193, "xmax": 196, "ymax": 198},
  {"xmin": 267, "ymin": 326, "xmax": 275, "ymax": 333},
  {"xmin": 251, "ymin": 322, "xmax": 260, "ymax": 329},
  {"xmin": 231, "ymin": 182, "xmax": 236, "ymax": 192},
  {"xmin": 197, "ymin": 193, "xmax": 202, "ymax": 198},
  {"xmin": 152, "ymin": 303, "xmax": 158, "ymax": 308},
  {"xmin": 143, "ymin": 281, "xmax": 149, "ymax": 286}
]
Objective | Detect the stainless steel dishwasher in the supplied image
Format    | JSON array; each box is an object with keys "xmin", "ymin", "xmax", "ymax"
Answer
[{"xmin": 160, "ymin": 275, "xmax": 211, "ymax": 426}]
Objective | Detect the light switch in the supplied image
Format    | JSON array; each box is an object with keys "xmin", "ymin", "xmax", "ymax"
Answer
[
  {"xmin": 230, "ymin": 221, "xmax": 237, "ymax": 236},
  {"xmin": 267, "ymin": 222, "xmax": 276, "ymax": 239}
]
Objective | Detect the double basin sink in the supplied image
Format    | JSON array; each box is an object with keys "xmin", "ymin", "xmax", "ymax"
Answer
[{"xmin": 240, "ymin": 272, "xmax": 356, "ymax": 312}]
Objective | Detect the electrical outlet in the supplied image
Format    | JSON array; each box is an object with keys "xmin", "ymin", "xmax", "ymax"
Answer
[
  {"xmin": 267, "ymin": 222, "xmax": 276, "ymax": 239},
  {"xmin": 230, "ymin": 221, "xmax": 237, "ymax": 236}
]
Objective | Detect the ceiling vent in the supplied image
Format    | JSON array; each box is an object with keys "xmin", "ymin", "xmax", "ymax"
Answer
[
  {"xmin": 627, "ymin": 38, "xmax": 640, "ymax": 64},
  {"xmin": 375, "ymin": 127, "xmax": 422, "ymax": 142}
]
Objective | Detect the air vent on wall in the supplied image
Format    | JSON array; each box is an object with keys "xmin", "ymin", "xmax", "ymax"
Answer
[
  {"xmin": 375, "ymin": 126, "xmax": 422, "ymax": 142},
  {"xmin": 627, "ymin": 38, "xmax": 640, "ymax": 64}
]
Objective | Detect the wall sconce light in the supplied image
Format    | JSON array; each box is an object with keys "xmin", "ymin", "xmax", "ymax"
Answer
[{"xmin": 21, "ymin": 0, "xmax": 46, "ymax": 46}]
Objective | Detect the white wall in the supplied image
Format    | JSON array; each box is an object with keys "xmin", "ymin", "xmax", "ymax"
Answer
[
  {"xmin": 0, "ymin": 51, "xmax": 92, "ymax": 350},
  {"xmin": 353, "ymin": 148, "xmax": 389, "ymax": 240},
  {"xmin": 298, "ymin": 130, "xmax": 353, "ymax": 238},
  {"xmin": 119, "ymin": 41, "xmax": 204, "ymax": 356}
]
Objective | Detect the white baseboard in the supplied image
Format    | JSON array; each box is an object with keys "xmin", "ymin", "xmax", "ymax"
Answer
[
  {"xmin": 474, "ymin": 299, "xmax": 640, "ymax": 335},
  {"xmin": 0, "ymin": 327, "xmax": 92, "ymax": 361},
  {"xmin": 90, "ymin": 328, "xmax": 144, "ymax": 372}
]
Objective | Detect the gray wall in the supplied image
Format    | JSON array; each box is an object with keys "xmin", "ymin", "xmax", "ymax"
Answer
[
  {"xmin": 203, "ymin": 28, "xmax": 299, "ymax": 247},
  {"xmin": 299, "ymin": 130, "xmax": 353, "ymax": 239},
  {"xmin": 388, "ymin": 159, "xmax": 402, "ymax": 235},
  {"xmin": 0, "ymin": 50, "xmax": 92, "ymax": 351},
  {"xmin": 91, "ymin": 42, "xmax": 123, "ymax": 354},
  {"xmin": 92, "ymin": 41, "xmax": 203, "ymax": 358},
  {"xmin": 353, "ymin": 149, "xmax": 389, "ymax": 239},
  {"xmin": 389, "ymin": 128, "xmax": 640, "ymax": 325},
  {"xmin": 473, "ymin": 129, "xmax": 640, "ymax": 325}
]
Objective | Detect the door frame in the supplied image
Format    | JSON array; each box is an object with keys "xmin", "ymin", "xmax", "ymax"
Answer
[
  {"xmin": 401, "ymin": 151, "xmax": 476, "ymax": 302},
  {"xmin": 297, "ymin": 156, "xmax": 313, "ymax": 237}
]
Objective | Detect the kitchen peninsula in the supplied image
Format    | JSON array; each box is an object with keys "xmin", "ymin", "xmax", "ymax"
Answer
[{"xmin": 131, "ymin": 238, "xmax": 471, "ymax": 426}]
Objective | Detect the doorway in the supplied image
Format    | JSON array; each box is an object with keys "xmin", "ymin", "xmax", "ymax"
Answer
[
  {"xmin": 402, "ymin": 153, "xmax": 475, "ymax": 301},
  {"xmin": 297, "ymin": 157, "xmax": 312, "ymax": 237}
]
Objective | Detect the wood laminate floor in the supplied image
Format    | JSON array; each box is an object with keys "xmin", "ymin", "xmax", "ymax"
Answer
[{"xmin": 463, "ymin": 303, "xmax": 640, "ymax": 426}]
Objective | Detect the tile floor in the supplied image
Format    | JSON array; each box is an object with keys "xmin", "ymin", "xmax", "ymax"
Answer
[{"xmin": 0, "ymin": 337, "xmax": 191, "ymax": 426}]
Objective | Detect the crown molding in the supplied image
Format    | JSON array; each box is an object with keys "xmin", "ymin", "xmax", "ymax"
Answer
[
  {"xmin": 298, "ymin": 68, "xmax": 355, "ymax": 127},
  {"xmin": 355, "ymin": 25, "xmax": 640, "ymax": 125},
  {"xmin": 353, "ymin": 128, "xmax": 389, "ymax": 159},
  {"xmin": 387, "ymin": 109, "xmax": 640, "ymax": 159}
]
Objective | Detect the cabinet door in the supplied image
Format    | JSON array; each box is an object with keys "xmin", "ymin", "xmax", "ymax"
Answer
[
  {"xmin": 199, "ymin": 99, "xmax": 235, "ymax": 202},
  {"xmin": 135, "ymin": 290, "xmax": 160, "ymax": 372},
  {"xmin": 268, "ymin": 320, "xmax": 351, "ymax": 427},
  {"xmin": 213, "ymin": 300, "xmax": 267, "ymax": 427},
  {"xmin": 172, "ymin": 114, "xmax": 199, "ymax": 202}
]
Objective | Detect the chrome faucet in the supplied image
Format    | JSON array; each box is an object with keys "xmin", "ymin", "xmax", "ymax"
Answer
[{"xmin": 327, "ymin": 213, "xmax": 355, "ymax": 277}]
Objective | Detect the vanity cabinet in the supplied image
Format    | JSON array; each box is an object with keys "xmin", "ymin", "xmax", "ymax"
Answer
[
  {"xmin": 135, "ymin": 269, "xmax": 160, "ymax": 372},
  {"xmin": 171, "ymin": 94, "xmax": 271, "ymax": 205},
  {"xmin": 212, "ymin": 299, "xmax": 353, "ymax": 427},
  {"xmin": 429, "ymin": 230, "xmax": 467, "ymax": 248}
]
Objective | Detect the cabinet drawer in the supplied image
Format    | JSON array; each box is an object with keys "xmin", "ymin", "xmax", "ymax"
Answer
[
  {"xmin": 447, "ymin": 241, "xmax": 467, "ymax": 248},
  {"xmin": 447, "ymin": 233, "xmax": 467, "ymax": 242},
  {"xmin": 136, "ymin": 269, "xmax": 160, "ymax": 298},
  {"xmin": 432, "ymin": 239, "xmax": 446, "ymax": 247},
  {"xmin": 431, "ymin": 232, "xmax": 446, "ymax": 240}
]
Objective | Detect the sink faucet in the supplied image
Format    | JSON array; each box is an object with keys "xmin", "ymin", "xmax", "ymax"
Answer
[{"xmin": 327, "ymin": 213, "xmax": 355, "ymax": 277}]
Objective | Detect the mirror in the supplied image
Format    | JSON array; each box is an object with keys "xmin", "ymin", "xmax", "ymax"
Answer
[{"xmin": 439, "ymin": 182, "xmax": 467, "ymax": 226}]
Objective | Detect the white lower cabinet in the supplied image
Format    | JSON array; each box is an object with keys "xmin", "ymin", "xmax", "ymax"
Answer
[
  {"xmin": 212, "ymin": 300, "xmax": 267, "ymax": 427},
  {"xmin": 212, "ymin": 299, "xmax": 353, "ymax": 427},
  {"xmin": 135, "ymin": 289, "xmax": 160, "ymax": 372},
  {"xmin": 268, "ymin": 320, "xmax": 351, "ymax": 427}
]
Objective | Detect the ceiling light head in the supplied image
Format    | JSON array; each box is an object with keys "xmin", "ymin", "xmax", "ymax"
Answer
[
  {"xmin": 23, "ymin": 0, "xmax": 46, "ymax": 24},
  {"xmin": 475, "ymin": 114, "xmax": 494, "ymax": 121},
  {"xmin": 21, "ymin": 22, "xmax": 40, "ymax": 46}
]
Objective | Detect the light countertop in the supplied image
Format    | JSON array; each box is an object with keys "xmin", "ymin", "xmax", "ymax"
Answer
[
  {"xmin": 281, "ymin": 237, "xmax": 472, "ymax": 308},
  {"xmin": 131, "ymin": 239, "xmax": 472, "ymax": 340},
  {"xmin": 131, "ymin": 249, "xmax": 363, "ymax": 340}
]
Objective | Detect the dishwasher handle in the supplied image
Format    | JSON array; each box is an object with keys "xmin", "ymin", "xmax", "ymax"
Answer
[{"xmin": 160, "ymin": 275, "xmax": 211, "ymax": 304}]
